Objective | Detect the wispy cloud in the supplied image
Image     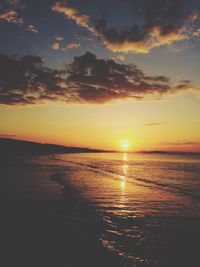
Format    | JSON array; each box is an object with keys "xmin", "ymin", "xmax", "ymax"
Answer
[
  {"xmin": 27, "ymin": 24, "xmax": 38, "ymax": 33},
  {"xmin": 55, "ymin": 36, "xmax": 64, "ymax": 41},
  {"xmin": 63, "ymin": 42, "xmax": 80, "ymax": 50},
  {"xmin": 52, "ymin": 2, "xmax": 94, "ymax": 32},
  {"xmin": 144, "ymin": 122, "xmax": 171, "ymax": 126},
  {"xmin": 51, "ymin": 42, "xmax": 60, "ymax": 50},
  {"xmin": 51, "ymin": 40, "xmax": 80, "ymax": 51}
]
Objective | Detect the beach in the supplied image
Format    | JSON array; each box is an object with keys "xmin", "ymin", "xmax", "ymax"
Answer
[
  {"xmin": 0, "ymin": 154, "xmax": 122, "ymax": 267},
  {"xmin": 1, "ymin": 1, "xmax": 200, "ymax": 266},
  {"xmin": 1, "ymin": 152, "xmax": 200, "ymax": 267}
]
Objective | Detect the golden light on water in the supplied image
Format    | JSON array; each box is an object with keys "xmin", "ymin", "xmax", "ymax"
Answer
[
  {"xmin": 119, "ymin": 153, "xmax": 129, "ymax": 209},
  {"xmin": 121, "ymin": 153, "xmax": 128, "ymax": 189},
  {"xmin": 123, "ymin": 153, "xmax": 128, "ymax": 161}
]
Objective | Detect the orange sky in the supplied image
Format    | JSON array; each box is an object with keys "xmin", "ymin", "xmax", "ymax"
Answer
[{"xmin": 1, "ymin": 92, "xmax": 200, "ymax": 152}]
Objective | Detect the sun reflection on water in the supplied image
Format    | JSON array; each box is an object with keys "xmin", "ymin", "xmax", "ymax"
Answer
[
  {"xmin": 119, "ymin": 153, "xmax": 129, "ymax": 209},
  {"xmin": 120, "ymin": 176, "xmax": 126, "ymax": 192},
  {"xmin": 123, "ymin": 153, "xmax": 128, "ymax": 161}
]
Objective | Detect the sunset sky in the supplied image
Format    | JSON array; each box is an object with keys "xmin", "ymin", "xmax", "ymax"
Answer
[{"xmin": 0, "ymin": 0, "xmax": 200, "ymax": 151}]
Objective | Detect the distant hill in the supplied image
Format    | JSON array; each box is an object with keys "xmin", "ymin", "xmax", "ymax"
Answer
[
  {"xmin": 0, "ymin": 138, "xmax": 106, "ymax": 156},
  {"xmin": 138, "ymin": 150, "xmax": 200, "ymax": 155}
]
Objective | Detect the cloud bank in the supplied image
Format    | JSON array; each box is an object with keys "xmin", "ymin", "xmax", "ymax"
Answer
[
  {"xmin": 0, "ymin": 52, "xmax": 198, "ymax": 105},
  {"xmin": 52, "ymin": 0, "xmax": 200, "ymax": 53}
]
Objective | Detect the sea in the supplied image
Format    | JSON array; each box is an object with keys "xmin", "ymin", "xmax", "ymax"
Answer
[{"xmin": 3, "ymin": 152, "xmax": 200, "ymax": 266}]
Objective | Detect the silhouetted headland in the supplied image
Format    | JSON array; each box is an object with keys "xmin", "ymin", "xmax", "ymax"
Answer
[{"xmin": 0, "ymin": 137, "xmax": 114, "ymax": 157}]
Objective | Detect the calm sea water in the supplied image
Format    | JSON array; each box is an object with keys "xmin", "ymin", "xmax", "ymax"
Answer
[
  {"xmin": 7, "ymin": 152, "xmax": 200, "ymax": 266},
  {"xmin": 47, "ymin": 152, "xmax": 200, "ymax": 266}
]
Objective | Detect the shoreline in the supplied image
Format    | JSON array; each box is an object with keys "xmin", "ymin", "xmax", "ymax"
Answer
[{"xmin": 0, "ymin": 156, "xmax": 123, "ymax": 267}]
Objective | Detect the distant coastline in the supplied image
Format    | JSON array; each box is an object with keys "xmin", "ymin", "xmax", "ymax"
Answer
[
  {"xmin": 138, "ymin": 150, "xmax": 200, "ymax": 155},
  {"xmin": 0, "ymin": 137, "xmax": 112, "ymax": 156},
  {"xmin": 0, "ymin": 137, "xmax": 199, "ymax": 156}
]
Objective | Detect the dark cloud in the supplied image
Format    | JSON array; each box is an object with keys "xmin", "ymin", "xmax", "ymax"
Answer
[
  {"xmin": 95, "ymin": 0, "xmax": 200, "ymax": 53},
  {"xmin": 0, "ymin": 54, "xmax": 65, "ymax": 105},
  {"xmin": 65, "ymin": 52, "xmax": 172, "ymax": 103},
  {"xmin": 0, "ymin": 52, "xmax": 198, "ymax": 105},
  {"xmin": 27, "ymin": 24, "xmax": 38, "ymax": 33},
  {"xmin": 53, "ymin": 0, "xmax": 200, "ymax": 53}
]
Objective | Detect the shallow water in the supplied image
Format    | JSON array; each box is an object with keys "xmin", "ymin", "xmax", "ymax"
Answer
[{"xmin": 47, "ymin": 152, "xmax": 200, "ymax": 266}]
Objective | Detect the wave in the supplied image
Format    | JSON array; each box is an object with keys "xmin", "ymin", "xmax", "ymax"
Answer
[{"xmin": 49, "ymin": 155, "xmax": 200, "ymax": 201}]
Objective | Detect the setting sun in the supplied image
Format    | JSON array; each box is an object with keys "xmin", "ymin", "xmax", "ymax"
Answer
[{"xmin": 122, "ymin": 142, "xmax": 129, "ymax": 150}]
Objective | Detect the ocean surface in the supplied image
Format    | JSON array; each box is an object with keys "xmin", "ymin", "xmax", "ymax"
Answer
[{"xmin": 2, "ymin": 152, "xmax": 200, "ymax": 266}]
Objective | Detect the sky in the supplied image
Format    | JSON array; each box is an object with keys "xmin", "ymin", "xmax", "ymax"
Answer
[{"xmin": 0, "ymin": 0, "xmax": 200, "ymax": 152}]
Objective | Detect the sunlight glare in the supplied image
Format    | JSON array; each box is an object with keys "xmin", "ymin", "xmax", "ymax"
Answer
[{"xmin": 122, "ymin": 141, "xmax": 130, "ymax": 150}]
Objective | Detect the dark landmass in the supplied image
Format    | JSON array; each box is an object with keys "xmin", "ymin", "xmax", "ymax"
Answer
[
  {"xmin": 138, "ymin": 150, "xmax": 200, "ymax": 155},
  {"xmin": 0, "ymin": 137, "xmax": 113, "ymax": 156},
  {"xmin": 1, "ymin": 138, "xmax": 199, "ymax": 157}
]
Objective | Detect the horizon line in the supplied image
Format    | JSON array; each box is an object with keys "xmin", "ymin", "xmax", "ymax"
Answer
[{"xmin": 0, "ymin": 137, "xmax": 200, "ymax": 155}]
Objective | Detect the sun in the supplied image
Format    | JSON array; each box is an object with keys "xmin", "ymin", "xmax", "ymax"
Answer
[
  {"xmin": 122, "ymin": 142, "xmax": 129, "ymax": 150},
  {"xmin": 123, "ymin": 143, "xmax": 129, "ymax": 149}
]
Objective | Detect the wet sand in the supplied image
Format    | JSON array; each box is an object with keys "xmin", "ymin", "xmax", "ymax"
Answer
[{"xmin": 0, "ymin": 155, "xmax": 123, "ymax": 267}]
